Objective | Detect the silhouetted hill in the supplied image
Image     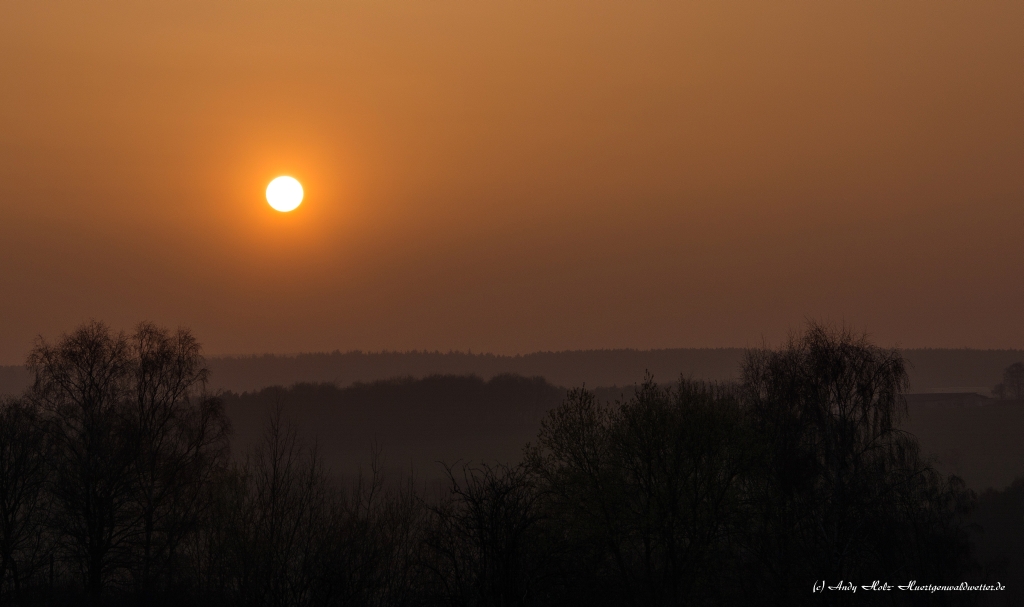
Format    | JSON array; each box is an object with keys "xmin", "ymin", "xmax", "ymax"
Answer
[
  {"xmin": 207, "ymin": 347, "xmax": 1024, "ymax": 393},
  {"xmin": 220, "ymin": 372, "xmax": 1024, "ymax": 491},
  {"xmin": 206, "ymin": 348, "xmax": 746, "ymax": 393},
  {"xmin": 223, "ymin": 374, "xmax": 565, "ymax": 481},
  {"xmin": 9, "ymin": 348, "xmax": 1024, "ymax": 490},
  {"xmin": 4, "ymin": 348, "xmax": 1022, "ymax": 396},
  {"xmin": 903, "ymin": 399, "xmax": 1024, "ymax": 492},
  {"xmin": 906, "ymin": 348, "xmax": 1024, "ymax": 392}
]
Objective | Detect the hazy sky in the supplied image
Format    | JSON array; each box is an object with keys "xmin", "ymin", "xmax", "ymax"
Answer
[{"xmin": 1, "ymin": 1, "xmax": 1022, "ymax": 363}]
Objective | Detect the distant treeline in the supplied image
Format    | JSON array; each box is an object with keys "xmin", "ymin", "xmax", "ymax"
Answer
[
  {"xmin": 2, "ymin": 347, "xmax": 1022, "ymax": 396},
  {"xmin": 223, "ymin": 374, "xmax": 566, "ymax": 481},
  {"xmin": 3, "ymin": 321, "xmax": 1021, "ymax": 606},
  {"xmin": 209, "ymin": 348, "xmax": 746, "ymax": 393},
  {"xmin": 207, "ymin": 348, "xmax": 1024, "ymax": 393}
]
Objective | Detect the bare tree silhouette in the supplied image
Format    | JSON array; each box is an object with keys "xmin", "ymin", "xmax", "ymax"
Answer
[
  {"xmin": 124, "ymin": 323, "xmax": 230, "ymax": 601},
  {"xmin": 0, "ymin": 398, "xmax": 50, "ymax": 603},
  {"xmin": 528, "ymin": 377, "xmax": 755, "ymax": 606},
  {"xmin": 423, "ymin": 461, "xmax": 549, "ymax": 606},
  {"xmin": 28, "ymin": 322, "xmax": 136, "ymax": 603},
  {"xmin": 25, "ymin": 321, "xmax": 229, "ymax": 605},
  {"xmin": 0, "ymin": 320, "xmax": 987, "ymax": 606},
  {"xmin": 741, "ymin": 323, "xmax": 976, "ymax": 605}
]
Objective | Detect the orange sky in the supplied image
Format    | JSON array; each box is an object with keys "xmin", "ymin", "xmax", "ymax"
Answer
[{"xmin": 1, "ymin": 0, "xmax": 1022, "ymax": 363}]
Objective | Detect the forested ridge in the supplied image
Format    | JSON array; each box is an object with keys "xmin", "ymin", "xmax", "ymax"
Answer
[
  {"xmin": 0, "ymin": 322, "xmax": 1019, "ymax": 605},
  {"xmin": 4, "ymin": 347, "xmax": 1023, "ymax": 397}
]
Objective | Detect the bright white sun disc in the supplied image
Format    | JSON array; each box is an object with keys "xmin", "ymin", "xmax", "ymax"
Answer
[{"xmin": 266, "ymin": 176, "xmax": 303, "ymax": 212}]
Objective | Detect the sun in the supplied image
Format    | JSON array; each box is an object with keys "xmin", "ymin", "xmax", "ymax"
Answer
[{"xmin": 266, "ymin": 176, "xmax": 303, "ymax": 212}]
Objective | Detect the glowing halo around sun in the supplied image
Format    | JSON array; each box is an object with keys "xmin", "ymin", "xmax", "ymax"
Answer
[{"xmin": 266, "ymin": 176, "xmax": 304, "ymax": 212}]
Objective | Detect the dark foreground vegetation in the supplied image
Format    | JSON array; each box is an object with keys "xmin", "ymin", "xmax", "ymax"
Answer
[{"xmin": 0, "ymin": 321, "xmax": 1018, "ymax": 605}]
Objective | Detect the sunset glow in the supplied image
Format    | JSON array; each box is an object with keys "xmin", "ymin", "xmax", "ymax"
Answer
[{"xmin": 1, "ymin": 1, "xmax": 1022, "ymax": 361}]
